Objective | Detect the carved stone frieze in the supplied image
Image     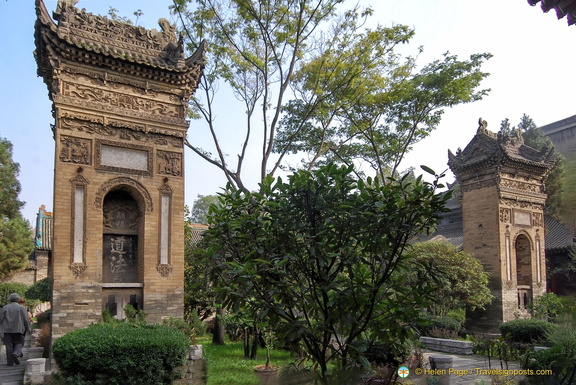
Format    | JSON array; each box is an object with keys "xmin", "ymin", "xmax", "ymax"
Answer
[
  {"xmin": 60, "ymin": 116, "xmax": 182, "ymax": 147},
  {"xmin": 156, "ymin": 264, "xmax": 173, "ymax": 277},
  {"xmin": 499, "ymin": 195, "xmax": 545, "ymax": 211},
  {"xmin": 59, "ymin": 135, "xmax": 91, "ymax": 165},
  {"xmin": 61, "ymin": 65, "xmax": 176, "ymax": 96},
  {"xmin": 95, "ymin": 177, "xmax": 153, "ymax": 213},
  {"xmin": 460, "ymin": 178, "xmax": 498, "ymax": 192},
  {"xmin": 61, "ymin": 82, "xmax": 179, "ymax": 118},
  {"xmin": 55, "ymin": 94, "xmax": 186, "ymax": 126},
  {"xmin": 157, "ymin": 151, "xmax": 182, "ymax": 177},
  {"xmin": 500, "ymin": 177, "xmax": 542, "ymax": 194}
]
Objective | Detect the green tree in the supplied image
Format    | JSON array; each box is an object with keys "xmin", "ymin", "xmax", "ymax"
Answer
[
  {"xmin": 0, "ymin": 137, "xmax": 34, "ymax": 279},
  {"xmin": 172, "ymin": 0, "xmax": 490, "ymax": 190},
  {"xmin": 200, "ymin": 163, "xmax": 449, "ymax": 382},
  {"xmin": 410, "ymin": 241, "xmax": 493, "ymax": 316},
  {"xmin": 500, "ymin": 114, "xmax": 564, "ymax": 219},
  {"xmin": 189, "ymin": 194, "xmax": 219, "ymax": 224}
]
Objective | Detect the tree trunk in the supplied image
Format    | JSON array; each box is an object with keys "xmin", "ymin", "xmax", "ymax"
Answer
[
  {"xmin": 250, "ymin": 326, "xmax": 259, "ymax": 359},
  {"xmin": 243, "ymin": 328, "xmax": 250, "ymax": 358},
  {"xmin": 212, "ymin": 307, "xmax": 226, "ymax": 345}
]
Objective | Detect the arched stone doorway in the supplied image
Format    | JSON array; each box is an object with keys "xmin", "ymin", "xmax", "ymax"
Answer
[
  {"xmin": 515, "ymin": 234, "xmax": 532, "ymax": 312},
  {"xmin": 102, "ymin": 189, "xmax": 144, "ymax": 319}
]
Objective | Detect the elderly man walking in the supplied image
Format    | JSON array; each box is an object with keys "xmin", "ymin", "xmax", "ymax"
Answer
[{"xmin": 0, "ymin": 293, "xmax": 31, "ymax": 366}]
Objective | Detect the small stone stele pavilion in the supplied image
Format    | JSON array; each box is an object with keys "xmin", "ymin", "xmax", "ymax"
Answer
[
  {"xmin": 448, "ymin": 120, "xmax": 555, "ymax": 332},
  {"xmin": 34, "ymin": 0, "xmax": 204, "ymax": 341}
]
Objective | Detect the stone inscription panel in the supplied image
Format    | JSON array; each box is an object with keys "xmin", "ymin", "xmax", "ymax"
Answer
[
  {"xmin": 514, "ymin": 211, "xmax": 532, "ymax": 226},
  {"xmin": 101, "ymin": 145, "xmax": 148, "ymax": 170},
  {"xmin": 103, "ymin": 235, "xmax": 138, "ymax": 283},
  {"xmin": 96, "ymin": 140, "xmax": 152, "ymax": 176}
]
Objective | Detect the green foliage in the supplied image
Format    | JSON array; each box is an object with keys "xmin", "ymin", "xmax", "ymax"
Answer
[
  {"xmin": 522, "ymin": 326, "xmax": 576, "ymax": 384},
  {"xmin": 203, "ymin": 339, "xmax": 292, "ymax": 385},
  {"xmin": 163, "ymin": 316, "xmax": 197, "ymax": 345},
  {"xmin": 472, "ymin": 334, "xmax": 522, "ymax": 369},
  {"xmin": 419, "ymin": 314, "xmax": 461, "ymax": 338},
  {"xmin": 0, "ymin": 282, "xmax": 28, "ymax": 305},
  {"xmin": 499, "ymin": 319, "xmax": 557, "ymax": 344},
  {"xmin": 0, "ymin": 136, "xmax": 34, "ymax": 279},
  {"xmin": 200, "ymin": 163, "xmax": 450, "ymax": 382},
  {"xmin": 410, "ymin": 242, "xmax": 493, "ymax": 316},
  {"xmin": 529, "ymin": 293, "xmax": 564, "ymax": 323},
  {"xmin": 25, "ymin": 277, "xmax": 52, "ymax": 303},
  {"xmin": 184, "ymin": 206, "xmax": 216, "ymax": 321},
  {"xmin": 52, "ymin": 323, "xmax": 189, "ymax": 385},
  {"xmin": 189, "ymin": 195, "xmax": 220, "ymax": 224},
  {"xmin": 173, "ymin": 0, "xmax": 491, "ymax": 191}
]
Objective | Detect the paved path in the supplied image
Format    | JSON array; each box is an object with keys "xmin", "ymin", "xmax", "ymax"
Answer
[
  {"xmin": 420, "ymin": 350, "xmax": 524, "ymax": 384},
  {"xmin": 0, "ymin": 333, "xmax": 33, "ymax": 385}
]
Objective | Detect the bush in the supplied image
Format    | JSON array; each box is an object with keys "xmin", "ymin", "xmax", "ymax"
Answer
[
  {"xmin": 419, "ymin": 314, "xmax": 461, "ymax": 338},
  {"xmin": 0, "ymin": 282, "xmax": 29, "ymax": 305},
  {"xmin": 52, "ymin": 323, "xmax": 189, "ymax": 385},
  {"xmin": 499, "ymin": 319, "xmax": 557, "ymax": 344},
  {"xmin": 25, "ymin": 277, "xmax": 52, "ymax": 303},
  {"xmin": 528, "ymin": 293, "xmax": 563, "ymax": 323}
]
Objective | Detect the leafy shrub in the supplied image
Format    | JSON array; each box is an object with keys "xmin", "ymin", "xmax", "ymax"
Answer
[
  {"xmin": 419, "ymin": 314, "xmax": 461, "ymax": 338},
  {"xmin": 163, "ymin": 316, "xmax": 197, "ymax": 345},
  {"xmin": 0, "ymin": 282, "xmax": 28, "ymax": 305},
  {"xmin": 25, "ymin": 277, "xmax": 52, "ymax": 303},
  {"xmin": 528, "ymin": 293, "xmax": 563, "ymax": 323},
  {"xmin": 52, "ymin": 323, "xmax": 189, "ymax": 385},
  {"xmin": 499, "ymin": 319, "xmax": 557, "ymax": 344}
]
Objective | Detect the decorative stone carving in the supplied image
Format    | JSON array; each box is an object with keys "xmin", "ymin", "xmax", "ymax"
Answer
[
  {"xmin": 69, "ymin": 262, "xmax": 87, "ymax": 278},
  {"xmin": 95, "ymin": 177, "xmax": 153, "ymax": 212},
  {"xmin": 499, "ymin": 208, "xmax": 511, "ymax": 223},
  {"xmin": 157, "ymin": 151, "xmax": 182, "ymax": 177},
  {"xmin": 500, "ymin": 178, "xmax": 541, "ymax": 193},
  {"xmin": 157, "ymin": 264, "xmax": 173, "ymax": 277},
  {"xmin": 103, "ymin": 199, "xmax": 140, "ymax": 234},
  {"xmin": 59, "ymin": 136, "xmax": 91, "ymax": 164},
  {"xmin": 532, "ymin": 212, "xmax": 544, "ymax": 228},
  {"xmin": 60, "ymin": 116, "xmax": 183, "ymax": 147},
  {"xmin": 62, "ymin": 82, "xmax": 179, "ymax": 117}
]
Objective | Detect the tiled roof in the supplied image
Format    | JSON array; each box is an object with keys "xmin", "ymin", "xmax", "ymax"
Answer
[
  {"xmin": 35, "ymin": 0, "xmax": 205, "ymax": 85},
  {"xmin": 528, "ymin": 0, "xmax": 576, "ymax": 26},
  {"xmin": 449, "ymin": 121, "xmax": 556, "ymax": 176}
]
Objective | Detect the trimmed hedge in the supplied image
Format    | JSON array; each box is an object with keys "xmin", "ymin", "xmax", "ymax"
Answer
[
  {"xmin": 53, "ymin": 323, "xmax": 189, "ymax": 385},
  {"xmin": 499, "ymin": 318, "xmax": 556, "ymax": 343}
]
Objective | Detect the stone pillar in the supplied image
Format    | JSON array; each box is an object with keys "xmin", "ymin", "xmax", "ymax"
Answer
[
  {"xmin": 429, "ymin": 355, "xmax": 453, "ymax": 385},
  {"xmin": 25, "ymin": 358, "xmax": 46, "ymax": 385}
]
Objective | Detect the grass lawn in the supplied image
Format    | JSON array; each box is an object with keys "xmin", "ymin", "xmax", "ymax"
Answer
[{"xmin": 202, "ymin": 338, "xmax": 294, "ymax": 385}]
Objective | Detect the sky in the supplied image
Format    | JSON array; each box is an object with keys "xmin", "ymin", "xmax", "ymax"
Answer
[{"xmin": 1, "ymin": 0, "xmax": 575, "ymax": 224}]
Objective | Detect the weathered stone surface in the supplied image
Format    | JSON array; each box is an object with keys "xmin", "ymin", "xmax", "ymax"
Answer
[{"xmin": 420, "ymin": 337, "xmax": 474, "ymax": 355}]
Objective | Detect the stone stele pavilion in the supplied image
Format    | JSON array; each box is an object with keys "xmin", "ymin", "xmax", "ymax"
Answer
[
  {"xmin": 34, "ymin": 0, "xmax": 205, "ymax": 344},
  {"xmin": 448, "ymin": 120, "xmax": 556, "ymax": 332}
]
